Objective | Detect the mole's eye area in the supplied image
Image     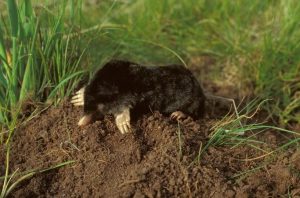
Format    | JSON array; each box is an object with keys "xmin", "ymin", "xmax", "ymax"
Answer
[
  {"xmin": 96, "ymin": 83, "xmax": 119, "ymax": 96},
  {"xmin": 97, "ymin": 104, "xmax": 105, "ymax": 111}
]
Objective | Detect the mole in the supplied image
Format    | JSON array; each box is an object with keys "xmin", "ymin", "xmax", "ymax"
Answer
[{"xmin": 71, "ymin": 60, "xmax": 206, "ymax": 134}]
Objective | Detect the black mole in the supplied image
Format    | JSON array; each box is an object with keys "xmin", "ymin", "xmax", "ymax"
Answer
[{"xmin": 71, "ymin": 60, "xmax": 205, "ymax": 134}]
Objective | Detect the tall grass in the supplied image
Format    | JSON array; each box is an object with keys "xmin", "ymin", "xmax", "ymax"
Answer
[
  {"xmin": 0, "ymin": 0, "xmax": 85, "ymax": 143},
  {"xmin": 82, "ymin": 0, "xmax": 300, "ymax": 126},
  {"xmin": 254, "ymin": 1, "xmax": 300, "ymax": 125},
  {"xmin": 1, "ymin": 1, "xmax": 85, "ymax": 196}
]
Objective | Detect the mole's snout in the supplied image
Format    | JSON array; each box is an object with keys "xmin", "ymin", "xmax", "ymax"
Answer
[{"xmin": 78, "ymin": 114, "xmax": 93, "ymax": 126}]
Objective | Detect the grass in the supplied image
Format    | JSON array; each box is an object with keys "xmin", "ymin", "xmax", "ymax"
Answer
[
  {"xmin": 0, "ymin": 0, "xmax": 85, "ymax": 143},
  {"xmin": 200, "ymin": 98, "xmax": 299, "ymax": 154}
]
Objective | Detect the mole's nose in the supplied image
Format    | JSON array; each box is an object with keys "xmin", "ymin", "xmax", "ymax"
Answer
[{"xmin": 78, "ymin": 114, "xmax": 93, "ymax": 126}]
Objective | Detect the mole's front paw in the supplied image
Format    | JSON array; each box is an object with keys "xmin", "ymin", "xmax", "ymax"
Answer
[
  {"xmin": 170, "ymin": 111, "xmax": 187, "ymax": 121},
  {"xmin": 71, "ymin": 87, "xmax": 85, "ymax": 106},
  {"xmin": 115, "ymin": 108, "xmax": 131, "ymax": 134}
]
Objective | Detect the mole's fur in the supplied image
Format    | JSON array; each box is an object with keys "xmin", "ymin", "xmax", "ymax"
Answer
[{"xmin": 83, "ymin": 60, "xmax": 205, "ymax": 119}]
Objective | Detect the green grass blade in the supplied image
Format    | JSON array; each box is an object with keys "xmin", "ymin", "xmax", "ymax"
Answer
[
  {"xmin": 48, "ymin": 70, "xmax": 85, "ymax": 99},
  {"xmin": 19, "ymin": 20, "xmax": 39, "ymax": 101},
  {"xmin": 6, "ymin": 0, "xmax": 19, "ymax": 38}
]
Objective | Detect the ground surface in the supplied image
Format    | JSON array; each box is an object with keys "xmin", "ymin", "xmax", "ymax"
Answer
[{"xmin": 1, "ymin": 101, "xmax": 300, "ymax": 198}]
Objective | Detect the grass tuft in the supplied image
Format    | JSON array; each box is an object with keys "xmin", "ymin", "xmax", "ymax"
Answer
[
  {"xmin": 195, "ymin": 99, "xmax": 300, "ymax": 163},
  {"xmin": 0, "ymin": 0, "xmax": 86, "ymax": 140}
]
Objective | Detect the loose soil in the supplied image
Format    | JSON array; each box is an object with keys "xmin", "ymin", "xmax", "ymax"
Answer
[{"xmin": 1, "ymin": 100, "xmax": 300, "ymax": 198}]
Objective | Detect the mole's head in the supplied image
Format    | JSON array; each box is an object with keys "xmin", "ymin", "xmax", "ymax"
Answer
[
  {"xmin": 83, "ymin": 80, "xmax": 119, "ymax": 114},
  {"xmin": 83, "ymin": 93, "xmax": 98, "ymax": 114}
]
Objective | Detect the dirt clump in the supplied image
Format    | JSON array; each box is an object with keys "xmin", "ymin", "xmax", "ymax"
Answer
[{"xmin": 1, "ymin": 102, "xmax": 300, "ymax": 197}]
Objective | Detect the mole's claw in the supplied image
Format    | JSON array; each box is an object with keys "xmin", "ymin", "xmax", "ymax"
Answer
[
  {"xmin": 71, "ymin": 98, "xmax": 81, "ymax": 103},
  {"xmin": 71, "ymin": 87, "xmax": 85, "ymax": 106},
  {"xmin": 71, "ymin": 95, "xmax": 81, "ymax": 100},
  {"xmin": 76, "ymin": 87, "xmax": 85, "ymax": 94},
  {"xmin": 73, "ymin": 102, "xmax": 84, "ymax": 106},
  {"xmin": 115, "ymin": 107, "xmax": 131, "ymax": 134},
  {"xmin": 116, "ymin": 117, "xmax": 131, "ymax": 134},
  {"xmin": 171, "ymin": 114, "xmax": 176, "ymax": 119},
  {"xmin": 71, "ymin": 97, "xmax": 84, "ymax": 106},
  {"xmin": 123, "ymin": 121, "xmax": 131, "ymax": 133},
  {"xmin": 170, "ymin": 111, "xmax": 187, "ymax": 121}
]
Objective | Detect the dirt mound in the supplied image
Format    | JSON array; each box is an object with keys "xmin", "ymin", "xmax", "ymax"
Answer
[{"xmin": 1, "ymin": 102, "xmax": 300, "ymax": 197}]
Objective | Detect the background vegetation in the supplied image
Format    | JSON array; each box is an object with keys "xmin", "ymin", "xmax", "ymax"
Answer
[
  {"xmin": 0, "ymin": 0, "xmax": 85, "ymax": 143},
  {"xmin": 81, "ymin": 0, "xmax": 300, "ymax": 126}
]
